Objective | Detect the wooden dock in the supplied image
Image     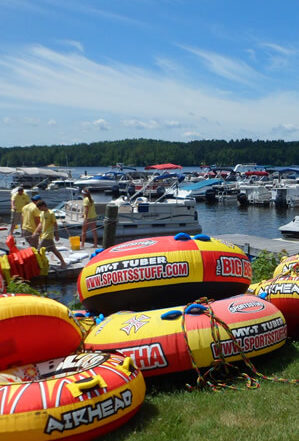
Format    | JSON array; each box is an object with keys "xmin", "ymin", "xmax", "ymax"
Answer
[
  {"xmin": 0, "ymin": 225, "xmax": 99, "ymax": 281},
  {"xmin": 215, "ymin": 234, "xmax": 298, "ymax": 258}
]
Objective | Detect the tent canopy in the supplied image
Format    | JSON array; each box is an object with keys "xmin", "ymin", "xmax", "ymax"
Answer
[
  {"xmin": 145, "ymin": 163, "xmax": 182, "ymax": 170},
  {"xmin": 245, "ymin": 171, "xmax": 269, "ymax": 176}
]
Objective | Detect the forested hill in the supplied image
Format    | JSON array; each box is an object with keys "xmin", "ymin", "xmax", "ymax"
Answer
[{"xmin": 0, "ymin": 138, "xmax": 298, "ymax": 167}]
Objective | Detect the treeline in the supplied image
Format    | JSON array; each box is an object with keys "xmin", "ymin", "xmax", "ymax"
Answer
[{"xmin": 0, "ymin": 138, "xmax": 298, "ymax": 167}]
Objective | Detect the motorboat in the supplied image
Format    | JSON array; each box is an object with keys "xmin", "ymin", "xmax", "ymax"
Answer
[
  {"xmin": 0, "ymin": 167, "xmax": 79, "ymax": 214},
  {"xmin": 279, "ymin": 216, "xmax": 299, "ymax": 238},
  {"xmin": 233, "ymin": 163, "xmax": 267, "ymax": 174},
  {"xmin": 174, "ymin": 178, "xmax": 224, "ymax": 201},
  {"xmin": 74, "ymin": 170, "xmax": 127, "ymax": 191},
  {"xmin": 271, "ymin": 179, "xmax": 299, "ymax": 207},
  {"xmin": 237, "ymin": 184, "xmax": 272, "ymax": 206},
  {"xmin": 57, "ymin": 190, "xmax": 201, "ymax": 241},
  {"xmin": 0, "ymin": 183, "xmax": 79, "ymax": 215},
  {"xmin": 8, "ymin": 167, "xmax": 71, "ymax": 189}
]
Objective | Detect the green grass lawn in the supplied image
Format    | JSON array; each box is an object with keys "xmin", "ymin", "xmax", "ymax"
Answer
[{"xmin": 100, "ymin": 340, "xmax": 298, "ymax": 441}]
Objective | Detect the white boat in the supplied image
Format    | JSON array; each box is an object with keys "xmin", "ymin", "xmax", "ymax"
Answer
[
  {"xmin": 7, "ymin": 167, "xmax": 71, "ymax": 189},
  {"xmin": 0, "ymin": 167, "xmax": 79, "ymax": 214},
  {"xmin": 237, "ymin": 184, "xmax": 272, "ymax": 206},
  {"xmin": 74, "ymin": 170, "xmax": 126, "ymax": 191},
  {"xmin": 0, "ymin": 185, "xmax": 79, "ymax": 214},
  {"xmin": 271, "ymin": 180, "xmax": 299, "ymax": 207},
  {"xmin": 279, "ymin": 216, "xmax": 299, "ymax": 238},
  {"xmin": 57, "ymin": 194, "xmax": 201, "ymax": 241},
  {"xmin": 174, "ymin": 178, "xmax": 224, "ymax": 201}
]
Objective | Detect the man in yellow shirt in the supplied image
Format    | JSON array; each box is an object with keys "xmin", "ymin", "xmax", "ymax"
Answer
[
  {"xmin": 21, "ymin": 194, "xmax": 41, "ymax": 248},
  {"xmin": 34, "ymin": 200, "xmax": 67, "ymax": 268},
  {"xmin": 9, "ymin": 187, "xmax": 30, "ymax": 235}
]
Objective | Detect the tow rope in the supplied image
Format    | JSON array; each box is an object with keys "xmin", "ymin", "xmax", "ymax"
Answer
[{"xmin": 181, "ymin": 297, "xmax": 298, "ymax": 392}]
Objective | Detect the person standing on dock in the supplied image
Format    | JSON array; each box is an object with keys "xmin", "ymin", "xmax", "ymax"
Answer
[
  {"xmin": 33, "ymin": 200, "xmax": 67, "ymax": 268},
  {"xmin": 9, "ymin": 186, "xmax": 30, "ymax": 235},
  {"xmin": 81, "ymin": 188, "xmax": 98, "ymax": 249},
  {"xmin": 21, "ymin": 194, "xmax": 41, "ymax": 248}
]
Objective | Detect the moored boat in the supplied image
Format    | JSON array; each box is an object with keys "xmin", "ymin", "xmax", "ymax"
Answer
[
  {"xmin": 279, "ymin": 216, "xmax": 299, "ymax": 238},
  {"xmin": 58, "ymin": 195, "xmax": 202, "ymax": 242}
]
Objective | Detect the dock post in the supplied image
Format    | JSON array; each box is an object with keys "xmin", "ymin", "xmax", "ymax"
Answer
[{"xmin": 103, "ymin": 203, "xmax": 118, "ymax": 248}]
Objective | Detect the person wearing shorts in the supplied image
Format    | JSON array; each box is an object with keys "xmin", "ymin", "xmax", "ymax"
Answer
[
  {"xmin": 81, "ymin": 188, "xmax": 98, "ymax": 248},
  {"xmin": 10, "ymin": 187, "xmax": 30, "ymax": 235},
  {"xmin": 21, "ymin": 194, "xmax": 41, "ymax": 248},
  {"xmin": 34, "ymin": 200, "xmax": 67, "ymax": 268}
]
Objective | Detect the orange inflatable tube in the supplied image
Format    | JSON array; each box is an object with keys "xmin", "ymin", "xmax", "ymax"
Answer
[
  {"xmin": 78, "ymin": 234, "xmax": 252, "ymax": 315},
  {"xmin": 84, "ymin": 294, "xmax": 287, "ymax": 377},
  {"xmin": 0, "ymin": 294, "xmax": 84, "ymax": 370}
]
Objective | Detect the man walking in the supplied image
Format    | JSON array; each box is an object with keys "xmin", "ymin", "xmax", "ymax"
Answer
[
  {"xmin": 34, "ymin": 200, "xmax": 67, "ymax": 268},
  {"xmin": 9, "ymin": 186, "xmax": 30, "ymax": 235},
  {"xmin": 21, "ymin": 194, "xmax": 41, "ymax": 248}
]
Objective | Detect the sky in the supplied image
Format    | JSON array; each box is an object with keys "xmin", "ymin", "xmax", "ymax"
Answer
[{"xmin": 1, "ymin": 0, "xmax": 299, "ymax": 147}]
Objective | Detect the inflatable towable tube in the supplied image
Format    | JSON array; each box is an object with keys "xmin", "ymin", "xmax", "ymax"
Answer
[
  {"xmin": 0, "ymin": 352, "xmax": 145, "ymax": 441},
  {"xmin": 84, "ymin": 294, "xmax": 286, "ymax": 377},
  {"xmin": 248, "ymin": 273, "xmax": 299, "ymax": 338},
  {"xmin": 0, "ymin": 294, "xmax": 84, "ymax": 370},
  {"xmin": 78, "ymin": 234, "xmax": 252, "ymax": 315},
  {"xmin": 273, "ymin": 254, "xmax": 298, "ymax": 278}
]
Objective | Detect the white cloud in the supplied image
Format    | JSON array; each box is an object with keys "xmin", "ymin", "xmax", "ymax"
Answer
[
  {"xmin": 122, "ymin": 119, "xmax": 159, "ymax": 129},
  {"xmin": 183, "ymin": 131, "xmax": 202, "ymax": 138},
  {"xmin": 246, "ymin": 49, "xmax": 256, "ymax": 62},
  {"xmin": 24, "ymin": 116, "xmax": 39, "ymax": 126},
  {"xmin": 47, "ymin": 119, "xmax": 56, "ymax": 126},
  {"xmin": 155, "ymin": 57, "xmax": 181, "ymax": 74},
  {"xmin": 164, "ymin": 120, "xmax": 182, "ymax": 128},
  {"xmin": 2, "ymin": 116, "xmax": 13, "ymax": 125},
  {"xmin": 261, "ymin": 43, "xmax": 295, "ymax": 56},
  {"xmin": 61, "ymin": 40, "xmax": 84, "ymax": 53},
  {"xmin": 81, "ymin": 118, "xmax": 110, "ymax": 130},
  {"xmin": 260, "ymin": 42, "xmax": 296, "ymax": 70},
  {"xmin": 271, "ymin": 123, "xmax": 299, "ymax": 137},
  {"xmin": 93, "ymin": 118, "xmax": 110, "ymax": 130},
  {"xmin": 179, "ymin": 45, "xmax": 262, "ymax": 86},
  {"xmin": 0, "ymin": 44, "xmax": 299, "ymax": 143}
]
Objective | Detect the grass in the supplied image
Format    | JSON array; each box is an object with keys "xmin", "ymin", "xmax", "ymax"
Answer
[{"xmin": 99, "ymin": 340, "xmax": 298, "ymax": 441}]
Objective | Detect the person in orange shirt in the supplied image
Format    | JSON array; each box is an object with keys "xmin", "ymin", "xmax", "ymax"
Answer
[
  {"xmin": 81, "ymin": 188, "xmax": 98, "ymax": 248},
  {"xmin": 9, "ymin": 186, "xmax": 30, "ymax": 234}
]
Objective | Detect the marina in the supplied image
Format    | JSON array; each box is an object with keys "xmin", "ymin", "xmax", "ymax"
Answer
[{"xmin": 1, "ymin": 3, "xmax": 299, "ymax": 440}]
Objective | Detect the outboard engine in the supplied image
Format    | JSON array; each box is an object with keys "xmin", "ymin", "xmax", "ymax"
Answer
[
  {"xmin": 111, "ymin": 184, "xmax": 120, "ymax": 198},
  {"xmin": 205, "ymin": 188, "xmax": 217, "ymax": 203},
  {"xmin": 156, "ymin": 186, "xmax": 165, "ymax": 198},
  {"xmin": 275, "ymin": 188, "xmax": 287, "ymax": 207},
  {"xmin": 237, "ymin": 192, "xmax": 249, "ymax": 206},
  {"xmin": 127, "ymin": 184, "xmax": 136, "ymax": 197}
]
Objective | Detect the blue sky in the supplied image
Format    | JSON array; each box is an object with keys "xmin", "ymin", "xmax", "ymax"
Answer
[{"xmin": 1, "ymin": 0, "xmax": 299, "ymax": 147}]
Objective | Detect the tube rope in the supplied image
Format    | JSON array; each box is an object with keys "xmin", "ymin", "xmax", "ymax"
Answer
[{"xmin": 181, "ymin": 297, "xmax": 298, "ymax": 392}]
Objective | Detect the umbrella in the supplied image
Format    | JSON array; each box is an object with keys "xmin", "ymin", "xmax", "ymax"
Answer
[{"xmin": 145, "ymin": 163, "xmax": 182, "ymax": 170}]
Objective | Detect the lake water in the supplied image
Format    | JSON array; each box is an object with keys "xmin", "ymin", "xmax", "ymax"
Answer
[{"xmin": 33, "ymin": 166, "xmax": 299, "ymax": 305}]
